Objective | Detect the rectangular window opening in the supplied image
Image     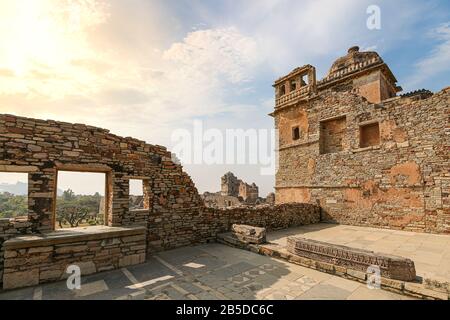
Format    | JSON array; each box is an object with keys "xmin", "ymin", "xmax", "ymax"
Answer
[
  {"xmin": 55, "ymin": 171, "xmax": 106, "ymax": 229},
  {"xmin": 290, "ymin": 80, "xmax": 297, "ymax": 92},
  {"xmin": 0, "ymin": 172, "xmax": 28, "ymax": 219},
  {"xmin": 319, "ymin": 116, "xmax": 346, "ymax": 154},
  {"xmin": 300, "ymin": 74, "xmax": 308, "ymax": 87},
  {"xmin": 292, "ymin": 126, "xmax": 300, "ymax": 141},
  {"xmin": 129, "ymin": 179, "xmax": 145, "ymax": 210},
  {"xmin": 360, "ymin": 122, "xmax": 380, "ymax": 148}
]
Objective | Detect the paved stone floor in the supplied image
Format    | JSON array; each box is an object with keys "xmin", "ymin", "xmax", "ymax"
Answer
[
  {"xmin": 268, "ymin": 223, "xmax": 450, "ymax": 283},
  {"xmin": 0, "ymin": 243, "xmax": 411, "ymax": 300}
]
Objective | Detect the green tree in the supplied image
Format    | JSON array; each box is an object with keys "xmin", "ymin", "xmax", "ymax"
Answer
[
  {"xmin": 56, "ymin": 189, "xmax": 103, "ymax": 228},
  {"xmin": 0, "ymin": 192, "xmax": 27, "ymax": 218},
  {"xmin": 56, "ymin": 205, "xmax": 89, "ymax": 228}
]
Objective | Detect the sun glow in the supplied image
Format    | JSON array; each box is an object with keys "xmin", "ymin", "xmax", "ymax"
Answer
[{"xmin": 0, "ymin": 0, "xmax": 108, "ymax": 98}]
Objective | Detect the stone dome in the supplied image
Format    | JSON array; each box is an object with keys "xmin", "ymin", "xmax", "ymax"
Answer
[{"xmin": 327, "ymin": 46, "xmax": 382, "ymax": 77}]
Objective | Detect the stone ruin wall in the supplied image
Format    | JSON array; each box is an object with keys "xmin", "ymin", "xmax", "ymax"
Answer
[
  {"xmin": 275, "ymin": 87, "xmax": 450, "ymax": 234},
  {"xmin": 0, "ymin": 114, "xmax": 320, "ymax": 288},
  {"xmin": 221, "ymin": 172, "xmax": 259, "ymax": 202},
  {"xmin": 147, "ymin": 203, "xmax": 320, "ymax": 252}
]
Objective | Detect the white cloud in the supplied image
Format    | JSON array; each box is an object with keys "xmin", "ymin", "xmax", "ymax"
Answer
[
  {"xmin": 406, "ymin": 22, "xmax": 450, "ymax": 89},
  {"xmin": 164, "ymin": 27, "xmax": 261, "ymax": 84}
]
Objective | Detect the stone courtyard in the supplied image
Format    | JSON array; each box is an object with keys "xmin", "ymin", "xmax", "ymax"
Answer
[
  {"xmin": 266, "ymin": 223, "xmax": 450, "ymax": 285},
  {"xmin": 0, "ymin": 243, "xmax": 410, "ymax": 300}
]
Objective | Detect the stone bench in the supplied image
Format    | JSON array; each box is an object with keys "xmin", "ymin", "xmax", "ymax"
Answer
[
  {"xmin": 287, "ymin": 236, "xmax": 416, "ymax": 281},
  {"xmin": 2, "ymin": 225, "xmax": 147, "ymax": 290}
]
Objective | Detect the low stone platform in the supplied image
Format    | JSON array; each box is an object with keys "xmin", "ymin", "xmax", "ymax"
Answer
[
  {"xmin": 231, "ymin": 224, "xmax": 266, "ymax": 244},
  {"xmin": 2, "ymin": 226, "xmax": 146, "ymax": 290},
  {"xmin": 218, "ymin": 224, "xmax": 449, "ymax": 300},
  {"xmin": 0, "ymin": 243, "xmax": 411, "ymax": 300},
  {"xmin": 286, "ymin": 236, "xmax": 416, "ymax": 281}
]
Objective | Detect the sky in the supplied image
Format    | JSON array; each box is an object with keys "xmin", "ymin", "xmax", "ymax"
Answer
[{"xmin": 0, "ymin": 0, "xmax": 449, "ymax": 196}]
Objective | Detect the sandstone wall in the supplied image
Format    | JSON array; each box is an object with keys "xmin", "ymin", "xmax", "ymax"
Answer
[
  {"xmin": 275, "ymin": 87, "xmax": 450, "ymax": 233},
  {"xmin": 0, "ymin": 217, "xmax": 32, "ymax": 283},
  {"xmin": 147, "ymin": 203, "xmax": 321, "ymax": 251},
  {"xmin": 0, "ymin": 113, "xmax": 203, "ymax": 287},
  {"xmin": 2, "ymin": 226, "xmax": 146, "ymax": 290},
  {"xmin": 0, "ymin": 114, "xmax": 203, "ymax": 232},
  {"xmin": 0, "ymin": 114, "xmax": 320, "ymax": 289}
]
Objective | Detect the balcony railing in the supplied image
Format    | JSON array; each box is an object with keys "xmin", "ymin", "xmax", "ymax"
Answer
[{"xmin": 275, "ymin": 85, "xmax": 310, "ymax": 108}]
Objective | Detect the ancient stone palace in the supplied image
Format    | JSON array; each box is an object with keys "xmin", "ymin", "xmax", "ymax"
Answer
[
  {"xmin": 0, "ymin": 114, "xmax": 319, "ymax": 290},
  {"xmin": 0, "ymin": 45, "xmax": 448, "ymax": 300},
  {"xmin": 271, "ymin": 46, "xmax": 449, "ymax": 234}
]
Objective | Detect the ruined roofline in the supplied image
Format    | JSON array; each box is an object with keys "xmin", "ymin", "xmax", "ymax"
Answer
[
  {"xmin": 268, "ymin": 84, "xmax": 448, "ymax": 118},
  {"xmin": 276, "ymin": 59, "xmax": 400, "ymax": 92},
  {"xmin": 0, "ymin": 113, "xmax": 169, "ymax": 153},
  {"xmin": 273, "ymin": 64, "xmax": 314, "ymax": 86},
  {"xmin": 273, "ymin": 47, "xmax": 402, "ymax": 98},
  {"xmin": 317, "ymin": 60, "xmax": 400, "ymax": 92}
]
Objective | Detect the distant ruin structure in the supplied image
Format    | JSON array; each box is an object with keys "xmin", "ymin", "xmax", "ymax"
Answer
[
  {"xmin": 203, "ymin": 172, "xmax": 274, "ymax": 208},
  {"xmin": 221, "ymin": 172, "xmax": 259, "ymax": 202}
]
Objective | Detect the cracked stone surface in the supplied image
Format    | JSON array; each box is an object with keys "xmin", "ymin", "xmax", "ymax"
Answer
[{"xmin": 0, "ymin": 243, "xmax": 412, "ymax": 300}]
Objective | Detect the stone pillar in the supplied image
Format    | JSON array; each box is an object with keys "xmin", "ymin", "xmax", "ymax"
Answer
[
  {"xmin": 143, "ymin": 179, "xmax": 152, "ymax": 210},
  {"xmin": 28, "ymin": 169, "xmax": 56, "ymax": 232},
  {"xmin": 308, "ymin": 66, "xmax": 317, "ymax": 93},
  {"xmin": 109, "ymin": 172, "xmax": 128, "ymax": 227}
]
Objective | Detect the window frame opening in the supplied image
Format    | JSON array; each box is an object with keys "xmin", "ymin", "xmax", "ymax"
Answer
[
  {"xmin": 359, "ymin": 122, "xmax": 381, "ymax": 148},
  {"xmin": 0, "ymin": 172, "xmax": 29, "ymax": 220},
  {"xmin": 129, "ymin": 178, "xmax": 145, "ymax": 210},
  {"xmin": 292, "ymin": 126, "xmax": 300, "ymax": 141},
  {"xmin": 319, "ymin": 116, "xmax": 347, "ymax": 155},
  {"xmin": 53, "ymin": 168, "xmax": 111, "ymax": 230},
  {"xmin": 279, "ymin": 84, "xmax": 286, "ymax": 96}
]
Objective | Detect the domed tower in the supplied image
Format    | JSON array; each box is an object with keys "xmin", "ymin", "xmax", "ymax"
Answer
[{"xmin": 320, "ymin": 46, "xmax": 402, "ymax": 103}]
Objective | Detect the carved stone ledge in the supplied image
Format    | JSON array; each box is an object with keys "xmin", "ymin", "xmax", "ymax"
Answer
[{"xmin": 287, "ymin": 236, "xmax": 416, "ymax": 281}]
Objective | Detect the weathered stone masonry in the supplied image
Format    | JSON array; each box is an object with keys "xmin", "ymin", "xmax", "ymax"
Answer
[
  {"xmin": 272, "ymin": 46, "xmax": 449, "ymax": 234},
  {"xmin": 0, "ymin": 114, "xmax": 320, "ymax": 289}
]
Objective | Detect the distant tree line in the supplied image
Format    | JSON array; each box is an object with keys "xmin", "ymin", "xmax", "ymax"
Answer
[
  {"xmin": 0, "ymin": 192, "xmax": 27, "ymax": 218},
  {"xmin": 0, "ymin": 189, "xmax": 104, "ymax": 228},
  {"xmin": 56, "ymin": 189, "xmax": 104, "ymax": 228}
]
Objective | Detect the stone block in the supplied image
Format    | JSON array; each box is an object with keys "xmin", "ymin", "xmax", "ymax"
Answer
[
  {"xmin": 3, "ymin": 268, "xmax": 39, "ymax": 290},
  {"xmin": 4, "ymin": 250, "xmax": 18, "ymax": 259},
  {"xmin": 404, "ymin": 283, "xmax": 448, "ymax": 300},
  {"xmin": 381, "ymin": 277, "xmax": 404, "ymax": 291},
  {"xmin": 346, "ymin": 268, "xmax": 366, "ymax": 281},
  {"xmin": 28, "ymin": 246, "xmax": 53, "ymax": 254},
  {"xmin": 118, "ymin": 253, "xmax": 145, "ymax": 267},
  {"xmin": 231, "ymin": 224, "xmax": 266, "ymax": 244},
  {"xmin": 40, "ymin": 269, "xmax": 63, "ymax": 281}
]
